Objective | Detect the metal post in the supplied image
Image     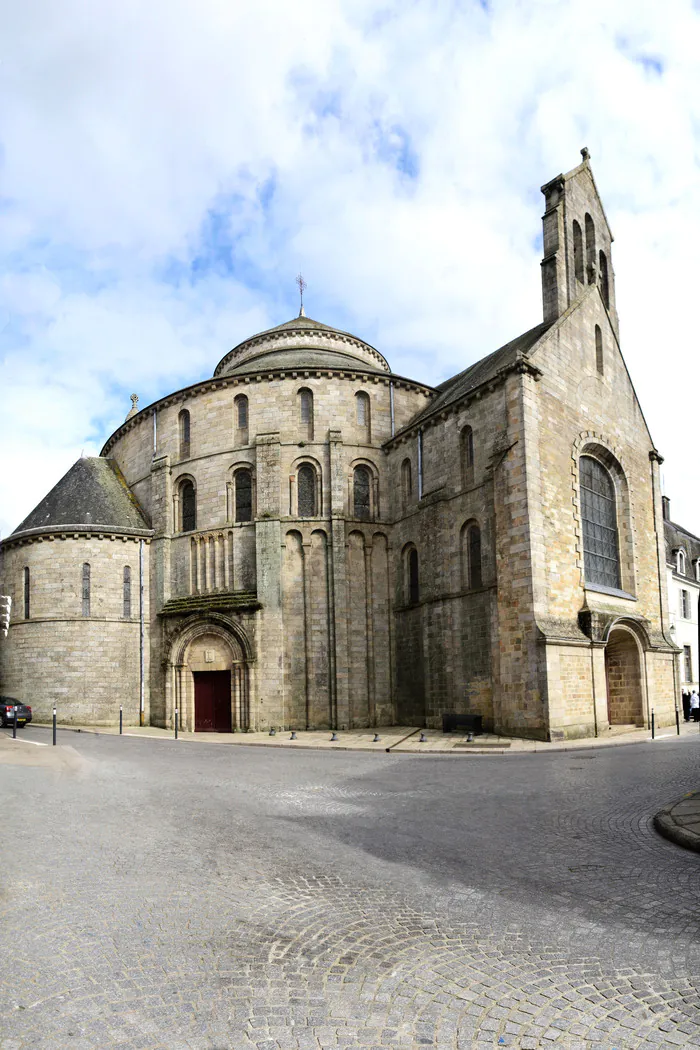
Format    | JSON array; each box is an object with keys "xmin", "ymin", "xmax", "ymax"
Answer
[
  {"xmin": 676, "ymin": 708, "xmax": 680, "ymax": 736},
  {"xmin": 651, "ymin": 709, "xmax": 655, "ymax": 739},
  {"xmin": 52, "ymin": 707, "xmax": 57, "ymax": 746},
  {"xmin": 175, "ymin": 707, "xmax": 178, "ymax": 740},
  {"xmin": 119, "ymin": 706, "xmax": 123, "ymax": 735},
  {"xmin": 139, "ymin": 539, "xmax": 145, "ymax": 727}
]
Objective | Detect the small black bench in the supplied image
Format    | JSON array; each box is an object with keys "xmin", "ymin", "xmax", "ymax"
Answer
[{"xmin": 442, "ymin": 713, "xmax": 483, "ymax": 735}]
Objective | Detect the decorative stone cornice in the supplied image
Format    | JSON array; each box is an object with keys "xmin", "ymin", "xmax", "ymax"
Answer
[{"xmin": 1, "ymin": 524, "xmax": 153, "ymax": 552}]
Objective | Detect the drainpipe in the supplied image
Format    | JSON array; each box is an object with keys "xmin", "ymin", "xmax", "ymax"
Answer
[{"xmin": 139, "ymin": 538, "xmax": 145, "ymax": 727}]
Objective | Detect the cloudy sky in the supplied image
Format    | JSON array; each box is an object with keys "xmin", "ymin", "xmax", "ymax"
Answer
[{"xmin": 2, "ymin": 0, "xmax": 699, "ymax": 537}]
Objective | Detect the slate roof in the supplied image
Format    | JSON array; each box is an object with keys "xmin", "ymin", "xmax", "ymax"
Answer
[
  {"xmin": 224, "ymin": 346, "xmax": 385, "ymax": 375},
  {"xmin": 664, "ymin": 518, "xmax": 700, "ymax": 566},
  {"xmin": 405, "ymin": 320, "xmax": 552, "ymax": 431},
  {"xmin": 13, "ymin": 457, "xmax": 151, "ymax": 535},
  {"xmin": 249, "ymin": 314, "xmax": 359, "ymax": 341}
]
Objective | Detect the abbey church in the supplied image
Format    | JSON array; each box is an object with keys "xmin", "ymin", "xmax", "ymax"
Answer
[{"xmin": 0, "ymin": 152, "xmax": 679, "ymax": 740}]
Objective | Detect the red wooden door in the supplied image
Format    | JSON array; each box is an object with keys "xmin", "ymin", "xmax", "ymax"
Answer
[{"xmin": 194, "ymin": 671, "xmax": 232, "ymax": 732}]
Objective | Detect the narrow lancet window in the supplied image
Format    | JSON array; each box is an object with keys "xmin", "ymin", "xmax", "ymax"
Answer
[
  {"xmin": 123, "ymin": 565, "xmax": 131, "ymax": 618},
  {"xmin": 353, "ymin": 466, "xmax": 371, "ymax": 520},
  {"xmin": 82, "ymin": 563, "xmax": 91, "ymax": 618},
  {"xmin": 179, "ymin": 409, "xmax": 191, "ymax": 459},
  {"xmin": 235, "ymin": 468, "xmax": 253, "ymax": 522},
  {"xmin": 23, "ymin": 566, "xmax": 30, "ymax": 620},
  {"xmin": 181, "ymin": 480, "xmax": 196, "ymax": 532},
  {"xmin": 298, "ymin": 464, "xmax": 317, "ymax": 517},
  {"xmin": 595, "ymin": 325, "xmax": 604, "ymax": 375}
]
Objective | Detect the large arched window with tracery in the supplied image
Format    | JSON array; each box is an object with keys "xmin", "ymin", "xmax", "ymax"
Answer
[{"xmin": 580, "ymin": 455, "xmax": 620, "ymax": 589}]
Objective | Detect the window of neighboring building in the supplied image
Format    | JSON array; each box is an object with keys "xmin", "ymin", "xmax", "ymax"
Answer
[
  {"xmin": 406, "ymin": 546, "xmax": 419, "ymax": 605},
  {"xmin": 579, "ymin": 455, "xmax": 621, "ymax": 589},
  {"xmin": 696, "ymin": 560, "xmax": 700, "ymax": 582},
  {"xmin": 461, "ymin": 425, "xmax": 474, "ymax": 486},
  {"xmin": 353, "ymin": 466, "xmax": 371, "ymax": 520},
  {"xmin": 573, "ymin": 220, "xmax": 584, "ymax": 283},
  {"xmin": 181, "ymin": 480, "xmax": 197, "ymax": 532},
  {"xmin": 234, "ymin": 468, "xmax": 253, "ymax": 522},
  {"xmin": 179, "ymin": 409, "xmax": 191, "ymax": 460},
  {"xmin": 595, "ymin": 325, "xmax": 604, "ymax": 375},
  {"xmin": 123, "ymin": 565, "xmax": 131, "ymax": 619},
  {"xmin": 297, "ymin": 464, "xmax": 317, "ymax": 517},
  {"xmin": 23, "ymin": 566, "xmax": 30, "ymax": 620},
  {"xmin": 676, "ymin": 549, "xmax": 686, "ymax": 575},
  {"xmin": 299, "ymin": 388, "xmax": 314, "ymax": 439},
  {"xmin": 401, "ymin": 458, "xmax": 412, "ymax": 509},
  {"xmin": 681, "ymin": 589, "xmax": 691, "ymax": 619},
  {"xmin": 356, "ymin": 391, "xmax": 370, "ymax": 437},
  {"xmin": 684, "ymin": 645, "xmax": 693, "ymax": 683},
  {"xmin": 82, "ymin": 563, "xmax": 91, "ymax": 618},
  {"xmin": 599, "ymin": 250, "xmax": 610, "ymax": 309}
]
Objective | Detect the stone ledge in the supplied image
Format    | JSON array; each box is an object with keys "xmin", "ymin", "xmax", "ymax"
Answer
[{"xmin": 160, "ymin": 592, "xmax": 261, "ymax": 617}]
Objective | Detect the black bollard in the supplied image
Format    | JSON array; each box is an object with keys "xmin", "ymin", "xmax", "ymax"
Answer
[
  {"xmin": 330, "ymin": 731, "xmax": 338, "ymax": 741},
  {"xmin": 676, "ymin": 708, "xmax": 680, "ymax": 736},
  {"xmin": 651, "ymin": 709, "xmax": 655, "ymax": 739},
  {"xmin": 290, "ymin": 730, "xmax": 297, "ymax": 740},
  {"xmin": 119, "ymin": 705, "xmax": 123, "ymax": 735},
  {"xmin": 175, "ymin": 708, "xmax": 179, "ymax": 740},
  {"xmin": 419, "ymin": 731, "xmax": 427, "ymax": 743},
  {"xmin": 269, "ymin": 727, "xmax": 276, "ymax": 736},
  {"xmin": 12, "ymin": 706, "xmax": 17, "ymax": 739},
  {"xmin": 373, "ymin": 733, "xmax": 380, "ymax": 743},
  {"xmin": 52, "ymin": 707, "xmax": 57, "ymax": 746}
]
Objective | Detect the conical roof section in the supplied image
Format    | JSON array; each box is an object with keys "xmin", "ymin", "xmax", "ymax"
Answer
[
  {"xmin": 13, "ymin": 457, "xmax": 151, "ymax": 535},
  {"xmin": 214, "ymin": 313, "xmax": 390, "ymax": 377}
]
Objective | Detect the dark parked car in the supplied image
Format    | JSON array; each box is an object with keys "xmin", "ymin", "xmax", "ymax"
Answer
[{"xmin": 0, "ymin": 698, "xmax": 32, "ymax": 728}]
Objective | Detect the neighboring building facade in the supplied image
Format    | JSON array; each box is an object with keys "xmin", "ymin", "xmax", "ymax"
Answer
[
  {"xmin": 663, "ymin": 498, "xmax": 700, "ymax": 698},
  {"xmin": 0, "ymin": 151, "xmax": 679, "ymax": 739}
]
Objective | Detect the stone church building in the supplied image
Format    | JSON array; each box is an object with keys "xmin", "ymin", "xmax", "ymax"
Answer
[{"xmin": 0, "ymin": 152, "xmax": 679, "ymax": 740}]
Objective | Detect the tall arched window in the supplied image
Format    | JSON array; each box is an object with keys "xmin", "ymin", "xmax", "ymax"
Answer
[
  {"xmin": 234, "ymin": 468, "xmax": 253, "ymax": 522},
  {"xmin": 298, "ymin": 388, "xmax": 314, "ymax": 440},
  {"xmin": 405, "ymin": 546, "xmax": 419, "ymax": 605},
  {"xmin": 461, "ymin": 425, "xmax": 474, "ymax": 486},
  {"xmin": 23, "ymin": 566, "xmax": 30, "ymax": 620},
  {"xmin": 461, "ymin": 522, "xmax": 482, "ymax": 589},
  {"xmin": 82, "ymin": 563, "xmax": 91, "ymax": 618},
  {"xmin": 595, "ymin": 325, "xmax": 604, "ymax": 375},
  {"xmin": 179, "ymin": 409, "xmax": 191, "ymax": 460},
  {"xmin": 585, "ymin": 213, "xmax": 596, "ymax": 283},
  {"xmin": 356, "ymin": 391, "xmax": 370, "ymax": 438},
  {"xmin": 580, "ymin": 455, "xmax": 620, "ymax": 589},
  {"xmin": 353, "ymin": 466, "xmax": 371, "ymax": 520},
  {"xmin": 181, "ymin": 480, "xmax": 197, "ymax": 532},
  {"xmin": 297, "ymin": 464, "xmax": 317, "ymax": 517},
  {"xmin": 235, "ymin": 395, "xmax": 249, "ymax": 444},
  {"xmin": 599, "ymin": 250, "xmax": 610, "ymax": 308},
  {"xmin": 573, "ymin": 220, "xmax": 584, "ymax": 283},
  {"xmin": 401, "ymin": 458, "xmax": 412, "ymax": 509},
  {"xmin": 123, "ymin": 565, "xmax": 132, "ymax": 619},
  {"xmin": 676, "ymin": 549, "xmax": 686, "ymax": 575}
]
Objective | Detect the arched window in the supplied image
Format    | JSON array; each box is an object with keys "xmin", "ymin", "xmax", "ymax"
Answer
[
  {"xmin": 676, "ymin": 549, "xmax": 686, "ymax": 575},
  {"xmin": 181, "ymin": 480, "xmax": 197, "ymax": 532},
  {"xmin": 461, "ymin": 522, "xmax": 482, "ymax": 589},
  {"xmin": 179, "ymin": 409, "xmax": 191, "ymax": 459},
  {"xmin": 406, "ymin": 546, "xmax": 419, "ymax": 605},
  {"xmin": 298, "ymin": 388, "xmax": 314, "ymax": 439},
  {"xmin": 297, "ymin": 464, "xmax": 317, "ymax": 517},
  {"xmin": 353, "ymin": 466, "xmax": 371, "ymax": 520},
  {"xmin": 580, "ymin": 455, "xmax": 620, "ymax": 589},
  {"xmin": 595, "ymin": 325, "xmax": 604, "ymax": 375},
  {"xmin": 401, "ymin": 458, "xmax": 412, "ymax": 509},
  {"xmin": 234, "ymin": 468, "xmax": 253, "ymax": 522},
  {"xmin": 356, "ymin": 391, "xmax": 370, "ymax": 437},
  {"xmin": 585, "ymin": 213, "xmax": 596, "ymax": 283},
  {"xmin": 123, "ymin": 565, "xmax": 131, "ymax": 619},
  {"xmin": 599, "ymin": 250, "xmax": 610, "ymax": 309},
  {"xmin": 573, "ymin": 220, "xmax": 584, "ymax": 283},
  {"xmin": 23, "ymin": 566, "xmax": 30, "ymax": 620},
  {"xmin": 82, "ymin": 563, "xmax": 91, "ymax": 618},
  {"xmin": 461, "ymin": 425, "xmax": 474, "ymax": 486},
  {"xmin": 234, "ymin": 394, "xmax": 249, "ymax": 444}
]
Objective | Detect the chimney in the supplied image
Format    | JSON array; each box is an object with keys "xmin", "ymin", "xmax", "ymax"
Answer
[{"xmin": 662, "ymin": 495, "xmax": 670, "ymax": 521}]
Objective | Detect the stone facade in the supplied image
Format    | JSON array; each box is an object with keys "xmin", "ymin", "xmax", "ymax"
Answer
[{"xmin": 0, "ymin": 152, "xmax": 679, "ymax": 738}]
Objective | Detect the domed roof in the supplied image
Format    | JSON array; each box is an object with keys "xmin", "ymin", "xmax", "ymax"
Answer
[{"xmin": 214, "ymin": 312, "xmax": 390, "ymax": 378}]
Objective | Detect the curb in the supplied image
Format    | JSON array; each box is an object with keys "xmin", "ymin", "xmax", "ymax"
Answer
[{"xmin": 653, "ymin": 795, "xmax": 700, "ymax": 854}]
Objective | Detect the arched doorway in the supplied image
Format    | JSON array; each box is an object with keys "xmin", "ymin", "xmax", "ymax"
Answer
[
  {"xmin": 167, "ymin": 618, "xmax": 251, "ymax": 733},
  {"xmin": 604, "ymin": 626, "xmax": 644, "ymax": 726}
]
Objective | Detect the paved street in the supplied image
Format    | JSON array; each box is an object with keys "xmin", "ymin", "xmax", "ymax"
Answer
[{"xmin": 1, "ymin": 729, "xmax": 699, "ymax": 1050}]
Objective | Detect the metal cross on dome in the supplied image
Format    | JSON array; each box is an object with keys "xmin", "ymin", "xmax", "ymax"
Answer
[{"xmin": 296, "ymin": 273, "xmax": 307, "ymax": 316}]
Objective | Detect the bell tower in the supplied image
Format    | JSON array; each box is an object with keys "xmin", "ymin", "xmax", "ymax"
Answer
[{"xmin": 540, "ymin": 149, "xmax": 618, "ymax": 335}]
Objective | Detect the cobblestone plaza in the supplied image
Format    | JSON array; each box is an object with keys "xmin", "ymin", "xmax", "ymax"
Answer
[{"xmin": 2, "ymin": 730, "xmax": 700, "ymax": 1049}]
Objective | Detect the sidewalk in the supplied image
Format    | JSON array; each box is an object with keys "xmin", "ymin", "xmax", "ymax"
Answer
[
  {"xmin": 654, "ymin": 791, "xmax": 700, "ymax": 854},
  {"xmin": 30, "ymin": 718, "xmax": 700, "ymax": 754}
]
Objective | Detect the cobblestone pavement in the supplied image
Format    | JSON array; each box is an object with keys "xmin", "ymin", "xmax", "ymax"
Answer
[{"xmin": 1, "ymin": 729, "xmax": 699, "ymax": 1050}]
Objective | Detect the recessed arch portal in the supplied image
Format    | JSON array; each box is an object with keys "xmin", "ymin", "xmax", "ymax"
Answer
[{"xmin": 167, "ymin": 617, "xmax": 252, "ymax": 734}]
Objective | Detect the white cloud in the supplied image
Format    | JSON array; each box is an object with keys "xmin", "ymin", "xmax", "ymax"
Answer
[{"xmin": 1, "ymin": 0, "xmax": 700, "ymax": 535}]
